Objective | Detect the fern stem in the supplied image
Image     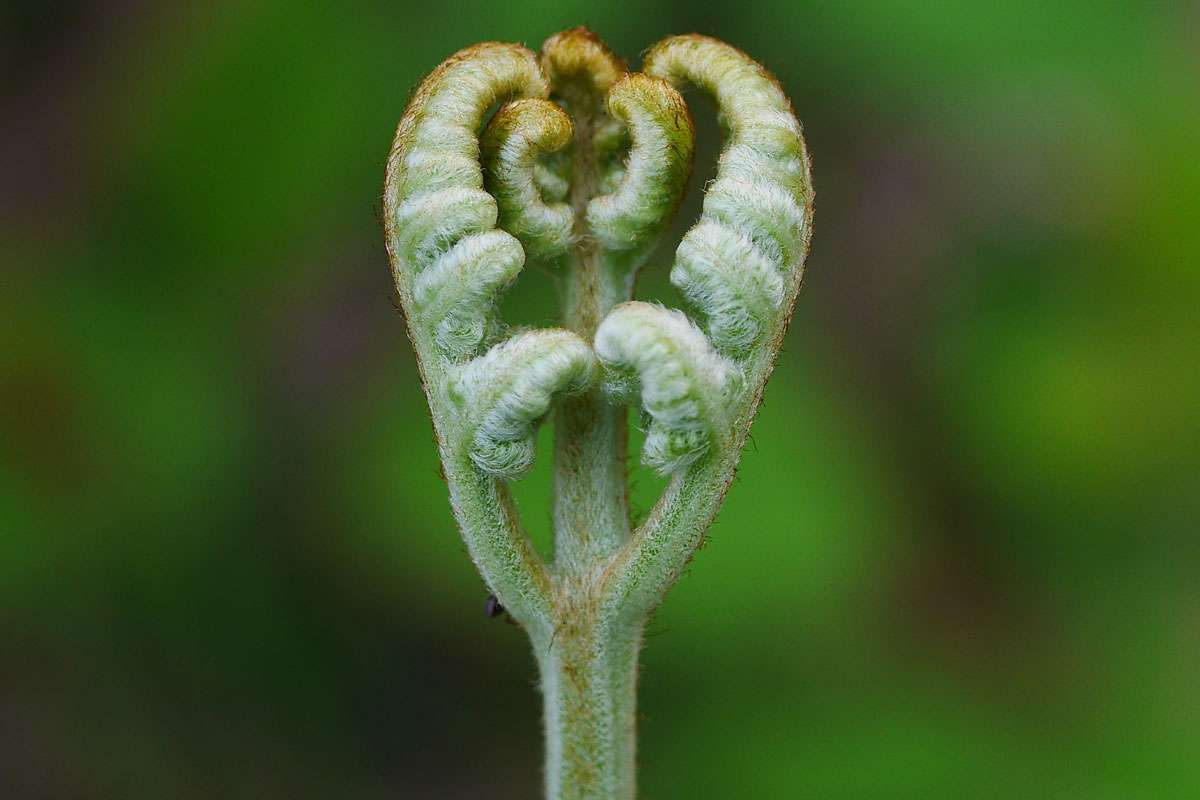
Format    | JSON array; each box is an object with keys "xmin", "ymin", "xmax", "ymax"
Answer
[
  {"xmin": 538, "ymin": 612, "xmax": 642, "ymax": 800},
  {"xmin": 551, "ymin": 59, "xmax": 631, "ymax": 570}
]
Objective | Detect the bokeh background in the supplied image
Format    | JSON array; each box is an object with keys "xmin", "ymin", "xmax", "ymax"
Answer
[{"xmin": 3, "ymin": 1, "xmax": 1198, "ymax": 797}]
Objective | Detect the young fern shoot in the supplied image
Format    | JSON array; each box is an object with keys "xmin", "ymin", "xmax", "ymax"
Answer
[{"xmin": 384, "ymin": 27, "xmax": 813, "ymax": 800}]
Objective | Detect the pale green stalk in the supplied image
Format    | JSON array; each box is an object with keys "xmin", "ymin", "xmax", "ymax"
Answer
[{"xmin": 384, "ymin": 28, "xmax": 813, "ymax": 800}]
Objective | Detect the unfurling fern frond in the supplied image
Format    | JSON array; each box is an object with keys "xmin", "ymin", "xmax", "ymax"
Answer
[{"xmin": 384, "ymin": 29, "xmax": 812, "ymax": 800}]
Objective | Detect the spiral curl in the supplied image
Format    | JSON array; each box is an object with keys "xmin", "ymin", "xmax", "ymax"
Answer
[
  {"xmin": 595, "ymin": 302, "xmax": 737, "ymax": 475},
  {"xmin": 386, "ymin": 42, "xmax": 597, "ymax": 480},
  {"xmin": 644, "ymin": 35, "xmax": 813, "ymax": 356},
  {"xmin": 386, "ymin": 43, "xmax": 549, "ymax": 364},
  {"xmin": 590, "ymin": 36, "xmax": 814, "ymax": 474},
  {"xmin": 450, "ymin": 330, "xmax": 597, "ymax": 478},
  {"xmin": 587, "ymin": 74, "xmax": 694, "ymax": 254},
  {"xmin": 482, "ymin": 99, "xmax": 575, "ymax": 260}
]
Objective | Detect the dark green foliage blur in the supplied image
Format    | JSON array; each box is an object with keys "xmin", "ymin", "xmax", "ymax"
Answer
[{"xmin": 3, "ymin": 2, "xmax": 1197, "ymax": 797}]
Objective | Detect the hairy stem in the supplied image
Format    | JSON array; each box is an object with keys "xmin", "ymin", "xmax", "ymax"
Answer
[
  {"xmin": 552, "ymin": 78, "xmax": 631, "ymax": 571},
  {"xmin": 538, "ymin": 599, "xmax": 642, "ymax": 800}
]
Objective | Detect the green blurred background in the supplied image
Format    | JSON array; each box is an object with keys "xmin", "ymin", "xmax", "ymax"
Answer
[{"xmin": 3, "ymin": 1, "xmax": 1198, "ymax": 797}]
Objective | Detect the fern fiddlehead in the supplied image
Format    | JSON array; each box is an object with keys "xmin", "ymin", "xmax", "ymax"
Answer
[{"xmin": 384, "ymin": 29, "xmax": 812, "ymax": 800}]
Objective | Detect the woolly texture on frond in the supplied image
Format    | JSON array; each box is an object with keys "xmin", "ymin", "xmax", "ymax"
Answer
[
  {"xmin": 412, "ymin": 230, "xmax": 525, "ymax": 359},
  {"xmin": 595, "ymin": 302, "xmax": 737, "ymax": 475},
  {"xmin": 482, "ymin": 99, "xmax": 575, "ymax": 260},
  {"xmin": 386, "ymin": 43, "xmax": 549, "ymax": 362},
  {"xmin": 540, "ymin": 28, "xmax": 630, "ymax": 198},
  {"xmin": 386, "ymin": 42, "xmax": 602, "ymax": 485},
  {"xmin": 451, "ymin": 331, "xmax": 597, "ymax": 479},
  {"xmin": 644, "ymin": 35, "xmax": 812, "ymax": 356},
  {"xmin": 389, "ymin": 43, "xmax": 548, "ymax": 207},
  {"xmin": 587, "ymin": 74, "xmax": 694, "ymax": 254},
  {"xmin": 541, "ymin": 27, "xmax": 625, "ymax": 99}
]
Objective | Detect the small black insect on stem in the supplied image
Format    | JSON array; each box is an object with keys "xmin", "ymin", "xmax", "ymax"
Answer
[{"xmin": 484, "ymin": 593, "xmax": 506, "ymax": 619}]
